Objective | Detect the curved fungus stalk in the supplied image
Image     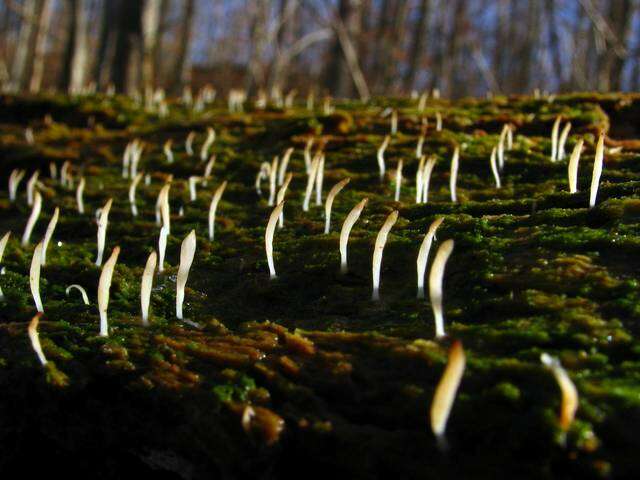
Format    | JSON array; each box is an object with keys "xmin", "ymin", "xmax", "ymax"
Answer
[
  {"xmin": 27, "ymin": 170, "xmax": 39, "ymax": 206},
  {"xmin": 550, "ymin": 116, "xmax": 561, "ymax": 161},
  {"xmin": 589, "ymin": 133, "xmax": 605, "ymax": 208},
  {"xmin": 430, "ymin": 340, "xmax": 466, "ymax": 450},
  {"xmin": 304, "ymin": 138, "xmax": 314, "ymax": 173},
  {"xmin": 158, "ymin": 225, "xmax": 169, "ymax": 272},
  {"xmin": 21, "ymin": 190, "xmax": 42, "ymax": 246},
  {"xmin": 95, "ymin": 198, "xmax": 113, "ymax": 266},
  {"xmin": 66, "ymin": 284, "xmax": 90, "ymax": 305},
  {"xmin": 28, "ymin": 313, "xmax": 48, "ymax": 366},
  {"xmin": 30, "ymin": 241, "xmax": 44, "ymax": 313},
  {"xmin": 277, "ymin": 174, "xmax": 293, "ymax": 228},
  {"xmin": 416, "ymin": 135, "xmax": 425, "ymax": 159},
  {"xmin": 450, "ymin": 147, "xmax": 460, "ymax": 202},
  {"xmin": 324, "ymin": 178, "xmax": 350, "ymax": 234},
  {"xmin": 568, "ymin": 139, "xmax": 583, "ymax": 194},
  {"xmin": 41, "ymin": 207, "xmax": 59, "ymax": 266},
  {"xmin": 421, "ymin": 156, "xmax": 437, "ymax": 203},
  {"xmin": 255, "ymin": 161, "xmax": 271, "ymax": 196},
  {"xmin": 371, "ymin": 210, "xmax": 399, "ymax": 301},
  {"xmin": 60, "ymin": 161, "xmax": 71, "ymax": 188},
  {"xmin": 9, "ymin": 169, "xmax": 26, "ymax": 202},
  {"xmin": 98, "ymin": 246, "xmax": 120, "ymax": 337},
  {"xmin": 0, "ymin": 231, "xmax": 9, "ymax": 300},
  {"xmin": 377, "ymin": 135, "xmax": 390, "ymax": 180},
  {"xmin": 490, "ymin": 146, "xmax": 501, "ymax": 189},
  {"xmin": 278, "ymin": 147, "xmax": 294, "ymax": 186},
  {"xmin": 417, "ymin": 217, "xmax": 445, "ymax": 299},
  {"xmin": 200, "ymin": 127, "xmax": 216, "ymax": 161},
  {"xmin": 390, "ymin": 109, "xmax": 398, "ymax": 135},
  {"xmin": 163, "ymin": 139, "xmax": 174, "ymax": 163},
  {"xmin": 429, "ymin": 239, "xmax": 455, "ymax": 338},
  {"xmin": 315, "ymin": 155, "xmax": 325, "ymax": 206},
  {"xmin": 303, "ymin": 154, "xmax": 321, "ymax": 212},
  {"xmin": 185, "ymin": 131, "xmax": 195, "ymax": 156},
  {"xmin": 394, "ymin": 160, "xmax": 403, "ymax": 202},
  {"xmin": 129, "ymin": 172, "xmax": 143, "ymax": 217},
  {"xmin": 203, "ymin": 155, "xmax": 216, "ymax": 186},
  {"xmin": 506, "ymin": 124, "xmax": 513, "ymax": 150},
  {"xmin": 122, "ymin": 142, "xmax": 132, "ymax": 178},
  {"xmin": 558, "ymin": 122, "xmax": 572, "ymax": 160},
  {"xmin": 540, "ymin": 353, "xmax": 579, "ymax": 433},
  {"xmin": 188, "ymin": 176, "xmax": 202, "ymax": 202},
  {"xmin": 141, "ymin": 250, "xmax": 157, "ymax": 325},
  {"xmin": 435, "ymin": 111, "xmax": 442, "ymax": 131},
  {"xmin": 130, "ymin": 141, "xmax": 143, "ymax": 178},
  {"xmin": 498, "ymin": 125, "xmax": 507, "ymax": 169},
  {"xmin": 340, "ymin": 198, "xmax": 368, "ymax": 273},
  {"xmin": 176, "ymin": 230, "xmax": 197, "ymax": 319},
  {"xmin": 158, "ymin": 184, "xmax": 171, "ymax": 233},
  {"xmin": 268, "ymin": 156, "xmax": 279, "ymax": 206},
  {"xmin": 76, "ymin": 177, "xmax": 86, "ymax": 213},
  {"xmin": 208, "ymin": 181, "xmax": 228, "ymax": 240},
  {"xmin": 265, "ymin": 201, "xmax": 285, "ymax": 279},
  {"xmin": 416, "ymin": 156, "xmax": 425, "ymax": 204}
]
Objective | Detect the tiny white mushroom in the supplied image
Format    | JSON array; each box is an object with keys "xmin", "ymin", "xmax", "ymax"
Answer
[
  {"xmin": 122, "ymin": 142, "xmax": 132, "ymax": 178},
  {"xmin": 21, "ymin": 190, "xmax": 42, "ymax": 246},
  {"xmin": 129, "ymin": 172, "xmax": 143, "ymax": 217},
  {"xmin": 40, "ymin": 207, "xmax": 59, "ymax": 266},
  {"xmin": 551, "ymin": 116, "xmax": 561, "ymax": 161},
  {"xmin": 26, "ymin": 170, "xmax": 39, "ymax": 206},
  {"xmin": 202, "ymin": 155, "xmax": 216, "ymax": 186},
  {"xmin": 95, "ymin": 198, "xmax": 113, "ymax": 266},
  {"xmin": 303, "ymin": 154, "xmax": 321, "ymax": 212},
  {"xmin": 377, "ymin": 135, "xmax": 390, "ymax": 181},
  {"xmin": 208, "ymin": 181, "xmax": 228, "ymax": 241},
  {"xmin": 371, "ymin": 210, "xmax": 399, "ymax": 301},
  {"xmin": 28, "ymin": 313, "xmax": 47, "ymax": 366},
  {"xmin": 304, "ymin": 138, "xmax": 314, "ymax": 173},
  {"xmin": 435, "ymin": 111, "xmax": 442, "ymax": 131},
  {"xmin": 0, "ymin": 231, "xmax": 10, "ymax": 299},
  {"xmin": 163, "ymin": 139, "xmax": 174, "ymax": 163},
  {"xmin": 589, "ymin": 133, "xmax": 605, "ymax": 208},
  {"xmin": 450, "ymin": 147, "xmax": 459, "ymax": 203},
  {"xmin": 265, "ymin": 201, "xmax": 286, "ymax": 278},
  {"xmin": 255, "ymin": 161, "xmax": 271, "ymax": 196},
  {"xmin": 141, "ymin": 250, "xmax": 157, "ymax": 325},
  {"xmin": 421, "ymin": 156, "xmax": 437, "ymax": 203},
  {"xmin": 490, "ymin": 146, "xmax": 501, "ymax": 188},
  {"xmin": 567, "ymin": 139, "xmax": 583, "ymax": 194},
  {"xmin": 9, "ymin": 169, "xmax": 26, "ymax": 202},
  {"xmin": 98, "ymin": 246, "xmax": 120, "ymax": 336},
  {"xmin": 188, "ymin": 176, "xmax": 201, "ymax": 202},
  {"xmin": 276, "ymin": 174, "xmax": 293, "ymax": 228},
  {"xmin": 268, "ymin": 156, "xmax": 279, "ymax": 206},
  {"xmin": 324, "ymin": 178, "xmax": 350, "ymax": 234},
  {"xmin": 390, "ymin": 109, "xmax": 398, "ymax": 135},
  {"xmin": 416, "ymin": 135, "xmax": 425, "ymax": 159},
  {"xmin": 540, "ymin": 353, "xmax": 578, "ymax": 432},
  {"xmin": 200, "ymin": 127, "xmax": 216, "ymax": 161},
  {"xmin": 30, "ymin": 241, "xmax": 44, "ymax": 312},
  {"xmin": 66, "ymin": 284, "xmax": 90, "ymax": 305},
  {"xmin": 76, "ymin": 177, "xmax": 86, "ymax": 214},
  {"xmin": 558, "ymin": 122, "xmax": 572, "ymax": 161},
  {"xmin": 340, "ymin": 198, "xmax": 368, "ymax": 273},
  {"xmin": 185, "ymin": 131, "xmax": 195, "ymax": 156},
  {"xmin": 429, "ymin": 239, "xmax": 454, "ymax": 338},
  {"xmin": 315, "ymin": 154, "xmax": 325, "ymax": 206},
  {"xmin": 394, "ymin": 160, "xmax": 403, "ymax": 202},
  {"xmin": 498, "ymin": 125, "xmax": 507, "ymax": 169},
  {"xmin": 416, "ymin": 156, "xmax": 425, "ymax": 204},
  {"xmin": 176, "ymin": 230, "xmax": 197, "ymax": 319},
  {"xmin": 158, "ymin": 224, "xmax": 169, "ymax": 272},
  {"xmin": 417, "ymin": 217, "xmax": 444, "ymax": 299},
  {"xmin": 278, "ymin": 147, "xmax": 294, "ymax": 186}
]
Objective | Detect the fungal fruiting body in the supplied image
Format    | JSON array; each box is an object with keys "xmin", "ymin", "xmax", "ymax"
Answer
[
  {"xmin": 129, "ymin": 172, "xmax": 143, "ymax": 217},
  {"xmin": 315, "ymin": 155, "xmax": 325, "ymax": 206},
  {"xmin": 377, "ymin": 135, "xmax": 390, "ymax": 181},
  {"xmin": 176, "ymin": 230, "xmax": 197, "ymax": 319},
  {"xmin": 490, "ymin": 147, "xmax": 501, "ymax": 188},
  {"xmin": 208, "ymin": 181, "xmax": 228, "ymax": 240},
  {"xmin": 185, "ymin": 131, "xmax": 195, "ymax": 155},
  {"xmin": 558, "ymin": 122, "xmax": 572, "ymax": 160},
  {"xmin": 589, "ymin": 133, "xmax": 605, "ymax": 208},
  {"xmin": 551, "ymin": 116, "xmax": 561, "ymax": 161},
  {"xmin": 304, "ymin": 138, "xmax": 314, "ymax": 173},
  {"xmin": 9, "ymin": 169, "xmax": 26, "ymax": 202},
  {"xmin": 568, "ymin": 139, "xmax": 583, "ymax": 193},
  {"xmin": 435, "ymin": 112, "xmax": 442, "ymax": 131},
  {"xmin": 188, "ymin": 176, "xmax": 201, "ymax": 202},
  {"xmin": 27, "ymin": 170, "xmax": 40, "ymax": 206},
  {"xmin": 416, "ymin": 156, "xmax": 425, "ymax": 204},
  {"xmin": 540, "ymin": 353, "xmax": 578, "ymax": 433},
  {"xmin": 276, "ymin": 174, "xmax": 293, "ymax": 228},
  {"xmin": 394, "ymin": 160, "xmax": 403, "ymax": 202},
  {"xmin": 390, "ymin": 110, "xmax": 398, "ymax": 135},
  {"xmin": 158, "ymin": 225, "xmax": 169, "ymax": 272},
  {"xmin": 141, "ymin": 250, "xmax": 157, "ymax": 325},
  {"xmin": 340, "ymin": 198, "xmax": 368, "ymax": 273},
  {"xmin": 450, "ymin": 147, "xmax": 459, "ymax": 202},
  {"xmin": 278, "ymin": 147, "xmax": 294, "ymax": 186},
  {"xmin": 21, "ymin": 190, "xmax": 42, "ymax": 246},
  {"xmin": 95, "ymin": 198, "xmax": 113, "ymax": 266},
  {"xmin": 30, "ymin": 242, "xmax": 44, "ymax": 312},
  {"xmin": 66, "ymin": 284, "xmax": 90, "ymax": 305},
  {"xmin": 28, "ymin": 313, "xmax": 47, "ymax": 366},
  {"xmin": 371, "ymin": 210, "xmax": 399, "ymax": 301},
  {"xmin": 416, "ymin": 135, "xmax": 425, "ymax": 159},
  {"xmin": 255, "ymin": 162, "xmax": 271, "ymax": 196},
  {"xmin": 0, "ymin": 231, "xmax": 10, "ymax": 300},
  {"xmin": 417, "ymin": 217, "xmax": 445, "ymax": 299},
  {"xmin": 76, "ymin": 177, "xmax": 86, "ymax": 213},
  {"xmin": 430, "ymin": 340, "xmax": 466, "ymax": 450},
  {"xmin": 303, "ymin": 155, "xmax": 321, "ymax": 212},
  {"xmin": 498, "ymin": 125, "xmax": 507, "ymax": 169},
  {"xmin": 265, "ymin": 202, "xmax": 285, "ymax": 279},
  {"xmin": 122, "ymin": 142, "xmax": 131, "ymax": 178},
  {"xmin": 429, "ymin": 239, "xmax": 454, "ymax": 338},
  {"xmin": 200, "ymin": 127, "xmax": 216, "ymax": 161},
  {"xmin": 41, "ymin": 207, "xmax": 60, "ymax": 266},
  {"xmin": 203, "ymin": 156, "xmax": 215, "ymax": 186},
  {"xmin": 98, "ymin": 246, "xmax": 120, "ymax": 337},
  {"xmin": 164, "ymin": 139, "xmax": 174, "ymax": 163},
  {"xmin": 324, "ymin": 178, "xmax": 351, "ymax": 234},
  {"xmin": 268, "ymin": 156, "xmax": 279, "ymax": 206},
  {"xmin": 159, "ymin": 184, "xmax": 171, "ymax": 233},
  {"xmin": 421, "ymin": 156, "xmax": 436, "ymax": 203}
]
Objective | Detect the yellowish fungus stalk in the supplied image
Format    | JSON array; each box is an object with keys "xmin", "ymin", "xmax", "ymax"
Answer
[
  {"xmin": 315, "ymin": 154, "xmax": 325, "ymax": 206},
  {"xmin": 324, "ymin": 178, "xmax": 350, "ymax": 234},
  {"xmin": 418, "ymin": 92, "xmax": 427, "ymax": 111},
  {"xmin": 60, "ymin": 160, "xmax": 71, "ymax": 188},
  {"xmin": 589, "ymin": 133, "xmax": 605, "ymax": 208},
  {"xmin": 278, "ymin": 147, "xmax": 294, "ymax": 186},
  {"xmin": 188, "ymin": 176, "xmax": 201, "ymax": 202},
  {"xmin": 429, "ymin": 239, "xmax": 454, "ymax": 338},
  {"xmin": 394, "ymin": 160, "xmax": 403, "ymax": 202},
  {"xmin": 416, "ymin": 135, "xmax": 425, "ymax": 159},
  {"xmin": 76, "ymin": 177, "xmax": 85, "ymax": 213},
  {"xmin": 185, "ymin": 131, "xmax": 195, "ymax": 156},
  {"xmin": 130, "ymin": 141, "xmax": 143, "ymax": 178},
  {"xmin": 506, "ymin": 124, "xmax": 513, "ymax": 150},
  {"xmin": 176, "ymin": 230, "xmax": 196, "ymax": 319},
  {"xmin": 158, "ymin": 225, "xmax": 169, "ymax": 272},
  {"xmin": 40, "ymin": 207, "xmax": 59, "ymax": 265},
  {"xmin": 265, "ymin": 201, "xmax": 285, "ymax": 279},
  {"xmin": 98, "ymin": 246, "xmax": 120, "ymax": 336},
  {"xmin": 421, "ymin": 156, "xmax": 437, "ymax": 203},
  {"xmin": 377, "ymin": 135, "xmax": 390, "ymax": 180},
  {"xmin": 436, "ymin": 111, "xmax": 442, "ymax": 131},
  {"xmin": 95, "ymin": 198, "xmax": 113, "ymax": 266},
  {"xmin": 159, "ymin": 184, "xmax": 171, "ymax": 234},
  {"xmin": 21, "ymin": 190, "xmax": 42, "ymax": 246},
  {"xmin": 255, "ymin": 161, "xmax": 271, "ymax": 196},
  {"xmin": 416, "ymin": 156, "xmax": 425, "ymax": 204},
  {"xmin": 28, "ymin": 313, "xmax": 47, "ymax": 366},
  {"xmin": 30, "ymin": 241, "xmax": 44, "ymax": 312},
  {"xmin": 277, "ymin": 174, "xmax": 293, "ymax": 228},
  {"xmin": 551, "ymin": 116, "xmax": 561, "ymax": 161},
  {"xmin": 122, "ymin": 142, "xmax": 132, "ymax": 178},
  {"xmin": 9, "ymin": 169, "xmax": 26, "ymax": 202},
  {"xmin": 163, "ymin": 139, "xmax": 174, "ymax": 163},
  {"xmin": 200, "ymin": 127, "xmax": 216, "ymax": 161},
  {"xmin": 304, "ymin": 138, "xmax": 314, "ymax": 173},
  {"xmin": 417, "ymin": 217, "xmax": 444, "ymax": 299},
  {"xmin": 390, "ymin": 109, "xmax": 398, "ymax": 135},
  {"xmin": 303, "ymin": 154, "xmax": 321, "ymax": 212},
  {"xmin": 208, "ymin": 181, "xmax": 228, "ymax": 240},
  {"xmin": 340, "ymin": 199, "xmax": 368, "ymax": 274},
  {"xmin": 0, "ymin": 231, "xmax": 9, "ymax": 300},
  {"xmin": 371, "ymin": 210, "xmax": 399, "ymax": 301},
  {"xmin": 430, "ymin": 340, "xmax": 466, "ymax": 449},
  {"xmin": 498, "ymin": 125, "xmax": 507, "ymax": 169},
  {"xmin": 450, "ymin": 147, "xmax": 459, "ymax": 202},
  {"xmin": 128, "ymin": 172, "xmax": 143, "ymax": 217},
  {"xmin": 141, "ymin": 250, "xmax": 157, "ymax": 326},
  {"xmin": 66, "ymin": 284, "xmax": 89, "ymax": 305},
  {"xmin": 490, "ymin": 146, "xmax": 501, "ymax": 188},
  {"xmin": 568, "ymin": 139, "xmax": 583, "ymax": 194},
  {"xmin": 558, "ymin": 122, "xmax": 571, "ymax": 160},
  {"xmin": 268, "ymin": 156, "xmax": 279, "ymax": 206},
  {"xmin": 202, "ymin": 155, "xmax": 216, "ymax": 186},
  {"xmin": 540, "ymin": 353, "xmax": 578, "ymax": 432},
  {"xmin": 27, "ymin": 170, "xmax": 39, "ymax": 206}
]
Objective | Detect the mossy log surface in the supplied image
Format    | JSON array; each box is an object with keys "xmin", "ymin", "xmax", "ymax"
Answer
[{"xmin": 1, "ymin": 92, "xmax": 640, "ymax": 479}]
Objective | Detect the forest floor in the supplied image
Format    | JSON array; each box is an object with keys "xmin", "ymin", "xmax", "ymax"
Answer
[{"xmin": 1, "ymin": 92, "xmax": 640, "ymax": 479}]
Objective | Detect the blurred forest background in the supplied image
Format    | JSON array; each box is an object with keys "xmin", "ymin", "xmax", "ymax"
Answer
[{"xmin": 0, "ymin": 0, "xmax": 638, "ymax": 99}]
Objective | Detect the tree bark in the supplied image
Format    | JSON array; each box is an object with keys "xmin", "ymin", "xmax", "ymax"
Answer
[
  {"xmin": 28, "ymin": 0, "xmax": 52, "ymax": 93},
  {"xmin": 324, "ymin": 0, "xmax": 362, "ymax": 98},
  {"xmin": 403, "ymin": 0, "xmax": 431, "ymax": 92},
  {"xmin": 142, "ymin": 0, "xmax": 162, "ymax": 92},
  {"xmin": 110, "ymin": 0, "xmax": 144, "ymax": 94},
  {"xmin": 170, "ymin": 0, "xmax": 195, "ymax": 94},
  {"xmin": 60, "ymin": 0, "xmax": 88, "ymax": 93}
]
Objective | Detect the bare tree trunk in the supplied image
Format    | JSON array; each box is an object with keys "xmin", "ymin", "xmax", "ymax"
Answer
[
  {"xmin": 403, "ymin": 0, "xmax": 431, "ymax": 92},
  {"xmin": 153, "ymin": 0, "xmax": 170, "ymax": 88},
  {"xmin": 607, "ymin": 0, "xmax": 634, "ymax": 90},
  {"xmin": 94, "ymin": 0, "xmax": 116, "ymax": 90},
  {"xmin": 170, "ymin": 0, "xmax": 195, "ymax": 94},
  {"xmin": 442, "ymin": 0, "xmax": 467, "ymax": 98},
  {"xmin": 60, "ymin": 0, "xmax": 88, "ymax": 93},
  {"xmin": 545, "ymin": 0, "xmax": 563, "ymax": 91},
  {"xmin": 110, "ymin": 0, "xmax": 143, "ymax": 93},
  {"xmin": 324, "ymin": 0, "xmax": 362, "ymax": 98},
  {"xmin": 142, "ymin": 0, "xmax": 162, "ymax": 92},
  {"xmin": 28, "ymin": 0, "xmax": 52, "ymax": 93},
  {"xmin": 515, "ymin": 1, "xmax": 540, "ymax": 93}
]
